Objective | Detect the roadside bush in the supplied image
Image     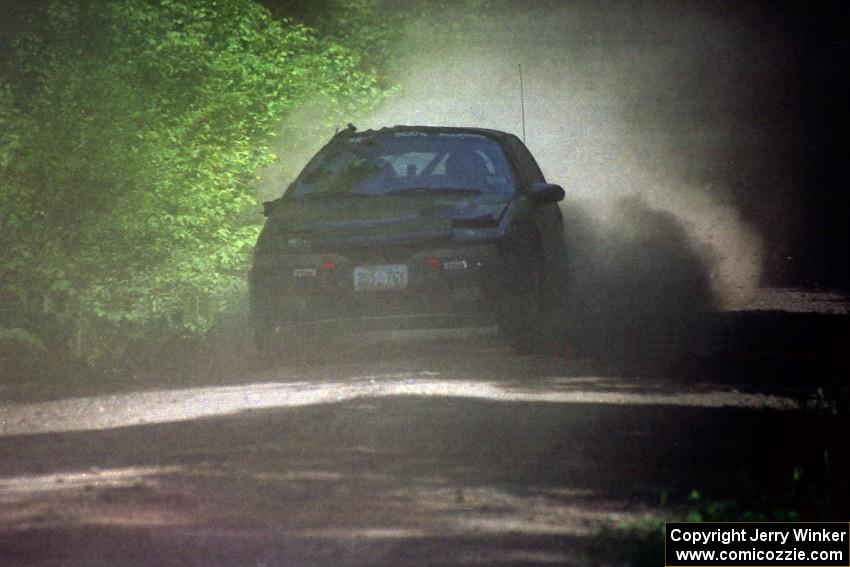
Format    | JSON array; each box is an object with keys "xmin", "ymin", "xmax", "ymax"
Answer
[{"xmin": 0, "ymin": 0, "xmax": 387, "ymax": 373}]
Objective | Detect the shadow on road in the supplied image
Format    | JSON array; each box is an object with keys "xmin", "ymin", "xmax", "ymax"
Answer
[
  {"xmin": 1, "ymin": 291, "xmax": 848, "ymax": 565},
  {"xmin": 1, "ymin": 386, "xmax": 847, "ymax": 565}
]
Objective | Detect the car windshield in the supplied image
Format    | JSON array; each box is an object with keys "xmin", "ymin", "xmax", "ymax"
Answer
[{"xmin": 288, "ymin": 131, "xmax": 516, "ymax": 198}]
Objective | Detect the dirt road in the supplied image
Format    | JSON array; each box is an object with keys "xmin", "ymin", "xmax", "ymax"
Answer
[{"xmin": 1, "ymin": 289, "xmax": 847, "ymax": 566}]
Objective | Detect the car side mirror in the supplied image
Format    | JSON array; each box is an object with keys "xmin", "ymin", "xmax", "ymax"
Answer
[
  {"xmin": 529, "ymin": 182, "xmax": 565, "ymax": 203},
  {"xmin": 262, "ymin": 197, "xmax": 283, "ymax": 217}
]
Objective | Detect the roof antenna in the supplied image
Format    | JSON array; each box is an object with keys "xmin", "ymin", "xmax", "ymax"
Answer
[{"xmin": 518, "ymin": 64, "xmax": 526, "ymax": 143}]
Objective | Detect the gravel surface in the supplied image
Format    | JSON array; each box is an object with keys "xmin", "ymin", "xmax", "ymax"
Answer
[
  {"xmin": 0, "ymin": 287, "xmax": 846, "ymax": 566},
  {"xmin": 0, "ymin": 372, "xmax": 799, "ymax": 437}
]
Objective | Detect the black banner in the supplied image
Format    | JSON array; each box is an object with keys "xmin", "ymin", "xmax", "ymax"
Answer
[{"xmin": 665, "ymin": 522, "xmax": 849, "ymax": 566}]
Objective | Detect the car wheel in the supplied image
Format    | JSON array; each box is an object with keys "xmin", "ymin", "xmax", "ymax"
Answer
[
  {"xmin": 498, "ymin": 239, "xmax": 564, "ymax": 354},
  {"xmin": 515, "ymin": 258, "xmax": 565, "ymax": 355}
]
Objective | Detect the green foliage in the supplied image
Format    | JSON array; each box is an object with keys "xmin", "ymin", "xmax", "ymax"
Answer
[
  {"xmin": 583, "ymin": 516, "xmax": 665, "ymax": 567},
  {"xmin": 684, "ymin": 489, "xmax": 799, "ymax": 522},
  {"xmin": 0, "ymin": 0, "xmax": 387, "ymax": 367},
  {"xmin": 283, "ymin": 0, "xmax": 402, "ymax": 82},
  {"xmin": 0, "ymin": 327, "xmax": 47, "ymax": 354},
  {"xmin": 684, "ymin": 446, "xmax": 843, "ymax": 522}
]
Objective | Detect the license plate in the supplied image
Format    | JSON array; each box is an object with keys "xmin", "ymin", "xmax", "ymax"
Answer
[{"xmin": 353, "ymin": 264, "xmax": 408, "ymax": 292}]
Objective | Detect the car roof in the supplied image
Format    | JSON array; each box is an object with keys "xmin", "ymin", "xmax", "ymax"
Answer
[{"xmin": 338, "ymin": 124, "xmax": 517, "ymax": 144}]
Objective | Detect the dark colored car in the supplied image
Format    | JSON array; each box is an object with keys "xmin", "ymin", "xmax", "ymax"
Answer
[{"xmin": 250, "ymin": 125, "xmax": 567, "ymax": 358}]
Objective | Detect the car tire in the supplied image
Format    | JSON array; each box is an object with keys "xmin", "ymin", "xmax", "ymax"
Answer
[
  {"xmin": 516, "ymin": 261, "xmax": 567, "ymax": 355},
  {"xmin": 498, "ymin": 238, "xmax": 566, "ymax": 355}
]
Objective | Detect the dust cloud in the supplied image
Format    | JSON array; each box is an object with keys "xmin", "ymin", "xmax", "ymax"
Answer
[
  {"xmin": 265, "ymin": 2, "xmax": 791, "ymax": 354},
  {"xmin": 363, "ymin": 2, "xmax": 768, "ymax": 307}
]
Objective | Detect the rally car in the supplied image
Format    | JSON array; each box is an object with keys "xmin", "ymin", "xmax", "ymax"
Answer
[{"xmin": 249, "ymin": 124, "xmax": 567, "ymax": 359}]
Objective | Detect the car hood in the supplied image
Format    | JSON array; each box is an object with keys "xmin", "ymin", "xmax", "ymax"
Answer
[{"xmin": 264, "ymin": 193, "xmax": 513, "ymax": 245}]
